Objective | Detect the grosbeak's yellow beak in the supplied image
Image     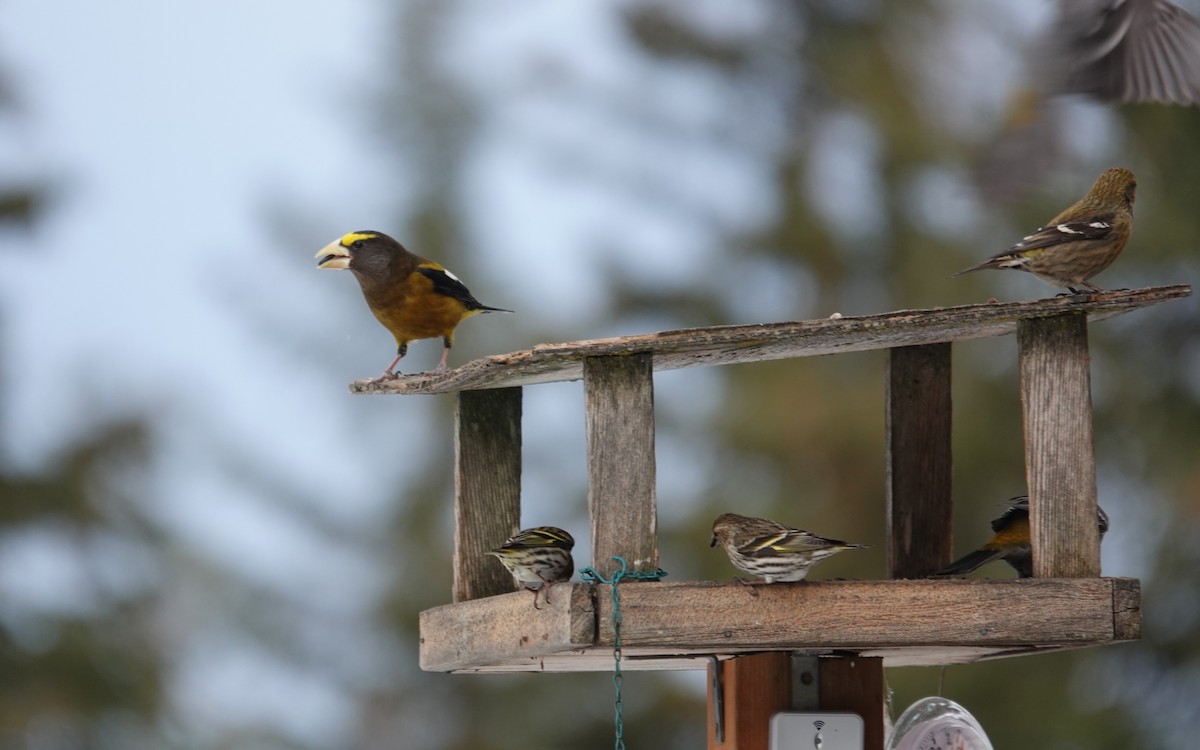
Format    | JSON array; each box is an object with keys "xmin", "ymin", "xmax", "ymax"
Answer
[{"xmin": 315, "ymin": 240, "xmax": 351, "ymax": 270}]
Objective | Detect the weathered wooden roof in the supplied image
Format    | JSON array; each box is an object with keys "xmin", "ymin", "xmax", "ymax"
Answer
[{"xmin": 349, "ymin": 285, "xmax": 1190, "ymax": 395}]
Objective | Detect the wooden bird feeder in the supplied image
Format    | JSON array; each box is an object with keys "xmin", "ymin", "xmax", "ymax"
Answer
[{"xmin": 350, "ymin": 284, "xmax": 1189, "ymax": 750}]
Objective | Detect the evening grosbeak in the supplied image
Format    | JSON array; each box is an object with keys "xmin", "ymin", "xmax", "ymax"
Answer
[
  {"xmin": 710, "ymin": 512, "xmax": 867, "ymax": 584},
  {"xmin": 488, "ymin": 526, "xmax": 575, "ymax": 609},
  {"xmin": 954, "ymin": 167, "xmax": 1135, "ymax": 293},
  {"xmin": 936, "ymin": 496, "xmax": 1110, "ymax": 578},
  {"xmin": 315, "ymin": 231, "xmax": 511, "ymax": 376}
]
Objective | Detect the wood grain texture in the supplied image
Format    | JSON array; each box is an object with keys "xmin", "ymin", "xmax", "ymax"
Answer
[
  {"xmin": 887, "ymin": 343, "xmax": 953, "ymax": 578},
  {"xmin": 597, "ymin": 579, "xmax": 1121, "ymax": 649},
  {"xmin": 348, "ymin": 286, "xmax": 1189, "ymax": 394},
  {"xmin": 820, "ymin": 656, "xmax": 885, "ymax": 750},
  {"xmin": 585, "ymin": 355, "xmax": 658, "ymax": 576},
  {"xmin": 438, "ymin": 645, "xmax": 1090, "ymax": 673},
  {"xmin": 707, "ymin": 652, "xmax": 791, "ymax": 750},
  {"xmin": 419, "ymin": 583, "xmax": 594, "ymax": 672},
  {"xmin": 1113, "ymin": 578, "xmax": 1142, "ymax": 641},
  {"xmin": 1018, "ymin": 314, "xmax": 1101, "ymax": 578},
  {"xmin": 415, "ymin": 578, "xmax": 1142, "ymax": 672},
  {"xmin": 454, "ymin": 388, "xmax": 523, "ymax": 602}
]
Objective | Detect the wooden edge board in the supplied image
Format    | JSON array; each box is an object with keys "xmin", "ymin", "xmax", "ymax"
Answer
[
  {"xmin": 439, "ymin": 644, "xmax": 1104, "ymax": 673},
  {"xmin": 419, "ymin": 583, "xmax": 595, "ymax": 672},
  {"xmin": 596, "ymin": 578, "xmax": 1129, "ymax": 648},
  {"xmin": 1112, "ymin": 577, "xmax": 1142, "ymax": 640},
  {"xmin": 349, "ymin": 285, "xmax": 1189, "ymax": 395},
  {"xmin": 419, "ymin": 578, "xmax": 1140, "ymax": 672}
]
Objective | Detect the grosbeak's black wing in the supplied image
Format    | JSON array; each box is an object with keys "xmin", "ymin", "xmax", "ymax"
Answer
[{"xmin": 416, "ymin": 264, "xmax": 512, "ymax": 313}]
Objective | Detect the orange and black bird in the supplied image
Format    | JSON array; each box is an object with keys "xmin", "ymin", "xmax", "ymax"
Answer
[
  {"xmin": 936, "ymin": 496, "xmax": 1110, "ymax": 578},
  {"xmin": 955, "ymin": 167, "xmax": 1136, "ymax": 294},
  {"xmin": 315, "ymin": 231, "xmax": 511, "ymax": 376}
]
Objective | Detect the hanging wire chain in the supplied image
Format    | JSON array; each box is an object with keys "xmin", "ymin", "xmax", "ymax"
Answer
[{"xmin": 579, "ymin": 556, "xmax": 668, "ymax": 750}]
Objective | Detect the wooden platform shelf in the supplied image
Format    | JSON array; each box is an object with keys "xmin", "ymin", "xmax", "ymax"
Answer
[
  {"xmin": 355, "ymin": 285, "xmax": 1187, "ymax": 747},
  {"xmin": 421, "ymin": 578, "xmax": 1141, "ymax": 673}
]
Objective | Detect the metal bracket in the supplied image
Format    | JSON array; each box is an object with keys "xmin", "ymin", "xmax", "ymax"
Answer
[
  {"xmin": 790, "ymin": 654, "xmax": 820, "ymax": 710},
  {"xmin": 709, "ymin": 656, "xmax": 725, "ymax": 744}
]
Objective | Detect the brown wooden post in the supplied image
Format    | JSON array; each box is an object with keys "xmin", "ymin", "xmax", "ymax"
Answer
[
  {"xmin": 707, "ymin": 653, "xmax": 885, "ymax": 750},
  {"xmin": 453, "ymin": 387, "xmax": 523, "ymax": 602},
  {"xmin": 584, "ymin": 354, "xmax": 658, "ymax": 577},
  {"xmin": 1018, "ymin": 314, "xmax": 1101, "ymax": 577},
  {"xmin": 820, "ymin": 656, "xmax": 885, "ymax": 750},
  {"xmin": 886, "ymin": 343, "xmax": 954, "ymax": 578},
  {"xmin": 707, "ymin": 653, "xmax": 791, "ymax": 750}
]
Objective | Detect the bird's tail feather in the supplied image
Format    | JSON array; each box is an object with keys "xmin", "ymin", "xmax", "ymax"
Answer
[
  {"xmin": 951, "ymin": 259, "xmax": 999, "ymax": 277},
  {"xmin": 934, "ymin": 549, "xmax": 1007, "ymax": 576}
]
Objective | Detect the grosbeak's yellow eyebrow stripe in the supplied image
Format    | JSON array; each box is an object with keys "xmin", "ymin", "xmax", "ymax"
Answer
[{"xmin": 340, "ymin": 231, "xmax": 379, "ymax": 246}]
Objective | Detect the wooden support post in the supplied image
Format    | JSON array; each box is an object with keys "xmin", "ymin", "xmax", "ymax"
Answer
[
  {"xmin": 706, "ymin": 654, "xmax": 885, "ymax": 750},
  {"xmin": 453, "ymin": 387, "xmax": 523, "ymax": 602},
  {"xmin": 886, "ymin": 343, "xmax": 953, "ymax": 578},
  {"xmin": 584, "ymin": 354, "xmax": 657, "ymax": 577},
  {"xmin": 819, "ymin": 656, "xmax": 885, "ymax": 750},
  {"xmin": 707, "ymin": 652, "xmax": 791, "ymax": 750},
  {"xmin": 1018, "ymin": 314, "xmax": 1101, "ymax": 577}
]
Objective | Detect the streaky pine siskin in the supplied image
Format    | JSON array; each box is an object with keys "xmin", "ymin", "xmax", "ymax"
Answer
[
  {"xmin": 935, "ymin": 495, "xmax": 1110, "ymax": 578},
  {"xmin": 488, "ymin": 526, "xmax": 575, "ymax": 609},
  {"xmin": 316, "ymin": 230, "xmax": 511, "ymax": 377},
  {"xmin": 710, "ymin": 512, "xmax": 867, "ymax": 584},
  {"xmin": 954, "ymin": 167, "xmax": 1136, "ymax": 293}
]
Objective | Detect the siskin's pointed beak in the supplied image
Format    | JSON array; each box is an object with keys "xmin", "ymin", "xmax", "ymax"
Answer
[{"xmin": 315, "ymin": 240, "xmax": 351, "ymax": 269}]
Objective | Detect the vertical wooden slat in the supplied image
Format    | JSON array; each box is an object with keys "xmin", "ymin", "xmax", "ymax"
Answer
[
  {"xmin": 819, "ymin": 656, "xmax": 885, "ymax": 750},
  {"xmin": 707, "ymin": 652, "xmax": 791, "ymax": 750},
  {"xmin": 454, "ymin": 387, "xmax": 523, "ymax": 602},
  {"xmin": 1018, "ymin": 314, "xmax": 1101, "ymax": 578},
  {"xmin": 584, "ymin": 354, "xmax": 657, "ymax": 577},
  {"xmin": 886, "ymin": 343, "xmax": 953, "ymax": 578}
]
